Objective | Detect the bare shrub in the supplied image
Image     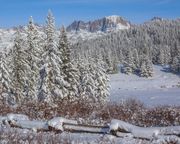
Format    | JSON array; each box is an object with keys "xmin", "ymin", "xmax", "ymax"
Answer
[{"xmin": 0, "ymin": 98, "xmax": 179, "ymax": 127}]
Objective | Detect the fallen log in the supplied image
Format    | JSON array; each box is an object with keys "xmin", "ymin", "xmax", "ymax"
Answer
[
  {"xmin": 109, "ymin": 119, "xmax": 180, "ymax": 140},
  {"xmin": 1, "ymin": 114, "xmax": 180, "ymax": 141},
  {"xmin": 48, "ymin": 117, "xmax": 78, "ymax": 131},
  {"xmin": 9, "ymin": 120, "xmax": 49, "ymax": 132},
  {"xmin": 63, "ymin": 123, "xmax": 109, "ymax": 134},
  {"xmin": 8, "ymin": 119, "xmax": 110, "ymax": 134}
]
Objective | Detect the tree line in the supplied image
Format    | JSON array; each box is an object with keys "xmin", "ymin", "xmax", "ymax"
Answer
[
  {"xmin": 72, "ymin": 18, "xmax": 180, "ymax": 77},
  {"xmin": 0, "ymin": 11, "xmax": 109, "ymax": 105}
]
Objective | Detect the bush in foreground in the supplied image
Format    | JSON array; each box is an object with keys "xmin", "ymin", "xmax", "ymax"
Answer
[{"xmin": 0, "ymin": 98, "xmax": 179, "ymax": 127}]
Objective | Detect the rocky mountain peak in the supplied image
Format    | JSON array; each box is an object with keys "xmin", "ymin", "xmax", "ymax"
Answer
[{"xmin": 66, "ymin": 15, "xmax": 130, "ymax": 33}]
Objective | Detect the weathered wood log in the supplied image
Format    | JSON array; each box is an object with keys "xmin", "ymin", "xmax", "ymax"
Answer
[
  {"xmin": 63, "ymin": 123, "xmax": 109, "ymax": 134},
  {"xmin": 116, "ymin": 132, "xmax": 133, "ymax": 138},
  {"xmin": 9, "ymin": 120, "xmax": 49, "ymax": 132},
  {"xmin": 8, "ymin": 119, "xmax": 110, "ymax": 134},
  {"xmin": 110, "ymin": 119, "xmax": 180, "ymax": 139},
  {"xmin": 48, "ymin": 117, "xmax": 78, "ymax": 131}
]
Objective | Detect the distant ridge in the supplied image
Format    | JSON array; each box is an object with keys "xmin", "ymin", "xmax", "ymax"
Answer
[{"xmin": 66, "ymin": 15, "xmax": 130, "ymax": 33}]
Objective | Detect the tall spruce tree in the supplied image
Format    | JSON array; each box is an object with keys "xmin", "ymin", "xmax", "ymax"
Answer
[
  {"xmin": 59, "ymin": 26, "xmax": 79, "ymax": 101},
  {"xmin": 140, "ymin": 55, "xmax": 153, "ymax": 77},
  {"xmin": 78, "ymin": 60, "xmax": 97, "ymax": 103},
  {"xmin": 171, "ymin": 56, "xmax": 180, "ymax": 73},
  {"xmin": 0, "ymin": 49, "xmax": 11, "ymax": 104},
  {"xmin": 11, "ymin": 30, "xmax": 28, "ymax": 103},
  {"xmin": 133, "ymin": 48, "xmax": 140, "ymax": 72},
  {"xmin": 158, "ymin": 48, "xmax": 165, "ymax": 65},
  {"xmin": 94, "ymin": 59, "xmax": 109, "ymax": 105},
  {"xmin": 26, "ymin": 16, "xmax": 41, "ymax": 101},
  {"xmin": 123, "ymin": 48, "xmax": 134, "ymax": 74},
  {"xmin": 164, "ymin": 45, "xmax": 171, "ymax": 66},
  {"xmin": 39, "ymin": 10, "xmax": 65, "ymax": 103},
  {"xmin": 171, "ymin": 43, "xmax": 180, "ymax": 72}
]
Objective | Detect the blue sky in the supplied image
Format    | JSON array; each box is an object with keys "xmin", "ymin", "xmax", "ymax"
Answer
[{"xmin": 0, "ymin": 0, "xmax": 179, "ymax": 28}]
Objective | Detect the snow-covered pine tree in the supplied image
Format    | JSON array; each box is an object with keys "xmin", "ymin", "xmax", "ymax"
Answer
[
  {"xmin": 118, "ymin": 48, "xmax": 124, "ymax": 64},
  {"xmin": 59, "ymin": 26, "xmax": 79, "ymax": 102},
  {"xmin": 111, "ymin": 50, "xmax": 119, "ymax": 74},
  {"xmin": 140, "ymin": 55, "xmax": 153, "ymax": 78},
  {"xmin": 132, "ymin": 48, "xmax": 140, "ymax": 72},
  {"xmin": 104, "ymin": 51, "xmax": 114, "ymax": 74},
  {"xmin": 158, "ymin": 48, "xmax": 165, "ymax": 65},
  {"xmin": 26, "ymin": 16, "xmax": 41, "ymax": 101},
  {"xmin": 171, "ymin": 56, "xmax": 180, "ymax": 73},
  {"xmin": 94, "ymin": 59, "xmax": 109, "ymax": 105},
  {"xmin": 146, "ymin": 57, "xmax": 153, "ymax": 77},
  {"xmin": 77, "ymin": 60, "xmax": 96, "ymax": 102},
  {"xmin": 0, "ymin": 49, "xmax": 11, "ymax": 104},
  {"xmin": 39, "ymin": 10, "xmax": 64, "ymax": 103},
  {"xmin": 123, "ymin": 48, "xmax": 134, "ymax": 74},
  {"xmin": 171, "ymin": 41, "xmax": 180, "ymax": 72},
  {"xmin": 11, "ymin": 30, "xmax": 28, "ymax": 104},
  {"xmin": 164, "ymin": 45, "xmax": 171, "ymax": 66}
]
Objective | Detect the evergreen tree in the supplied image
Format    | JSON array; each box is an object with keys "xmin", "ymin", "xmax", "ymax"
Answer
[
  {"xmin": 171, "ymin": 56, "xmax": 180, "ymax": 73},
  {"xmin": 132, "ymin": 48, "xmax": 140, "ymax": 72},
  {"xmin": 59, "ymin": 26, "xmax": 79, "ymax": 101},
  {"xmin": 119, "ymin": 48, "xmax": 124, "ymax": 64},
  {"xmin": 104, "ymin": 51, "xmax": 114, "ymax": 74},
  {"xmin": 11, "ymin": 30, "xmax": 28, "ymax": 103},
  {"xmin": 26, "ymin": 16, "xmax": 41, "ymax": 101},
  {"xmin": 158, "ymin": 48, "xmax": 164, "ymax": 65},
  {"xmin": 77, "ymin": 60, "xmax": 96, "ymax": 102},
  {"xmin": 94, "ymin": 59, "xmax": 109, "ymax": 105},
  {"xmin": 123, "ymin": 48, "xmax": 134, "ymax": 74},
  {"xmin": 164, "ymin": 45, "xmax": 171, "ymax": 65},
  {"xmin": 140, "ymin": 56, "xmax": 153, "ymax": 77},
  {"xmin": 146, "ymin": 57, "xmax": 154, "ymax": 77},
  {"xmin": 171, "ymin": 42, "xmax": 180, "ymax": 72},
  {"xmin": 39, "ymin": 10, "xmax": 64, "ymax": 102},
  {"xmin": 111, "ymin": 51, "xmax": 119, "ymax": 74},
  {"xmin": 78, "ymin": 59, "xmax": 109, "ymax": 105},
  {"xmin": 0, "ymin": 49, "xmax": 11, "ymax": 104}
]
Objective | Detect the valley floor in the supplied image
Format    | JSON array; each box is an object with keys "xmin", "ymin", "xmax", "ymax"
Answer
[{"xmin": 110, "ymin": 65, "xmax": 180, "ymax": 107}]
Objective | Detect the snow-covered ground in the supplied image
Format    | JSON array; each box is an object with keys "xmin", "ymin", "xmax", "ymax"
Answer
[{"xmin": 110, "ymin": 65, "xmax": 180, "ymax": 107}]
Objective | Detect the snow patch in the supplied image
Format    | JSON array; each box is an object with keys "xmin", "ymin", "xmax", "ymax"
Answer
[{"xmin": 106, "ymin": 15, "xmax": 121, "ymax": 23}]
